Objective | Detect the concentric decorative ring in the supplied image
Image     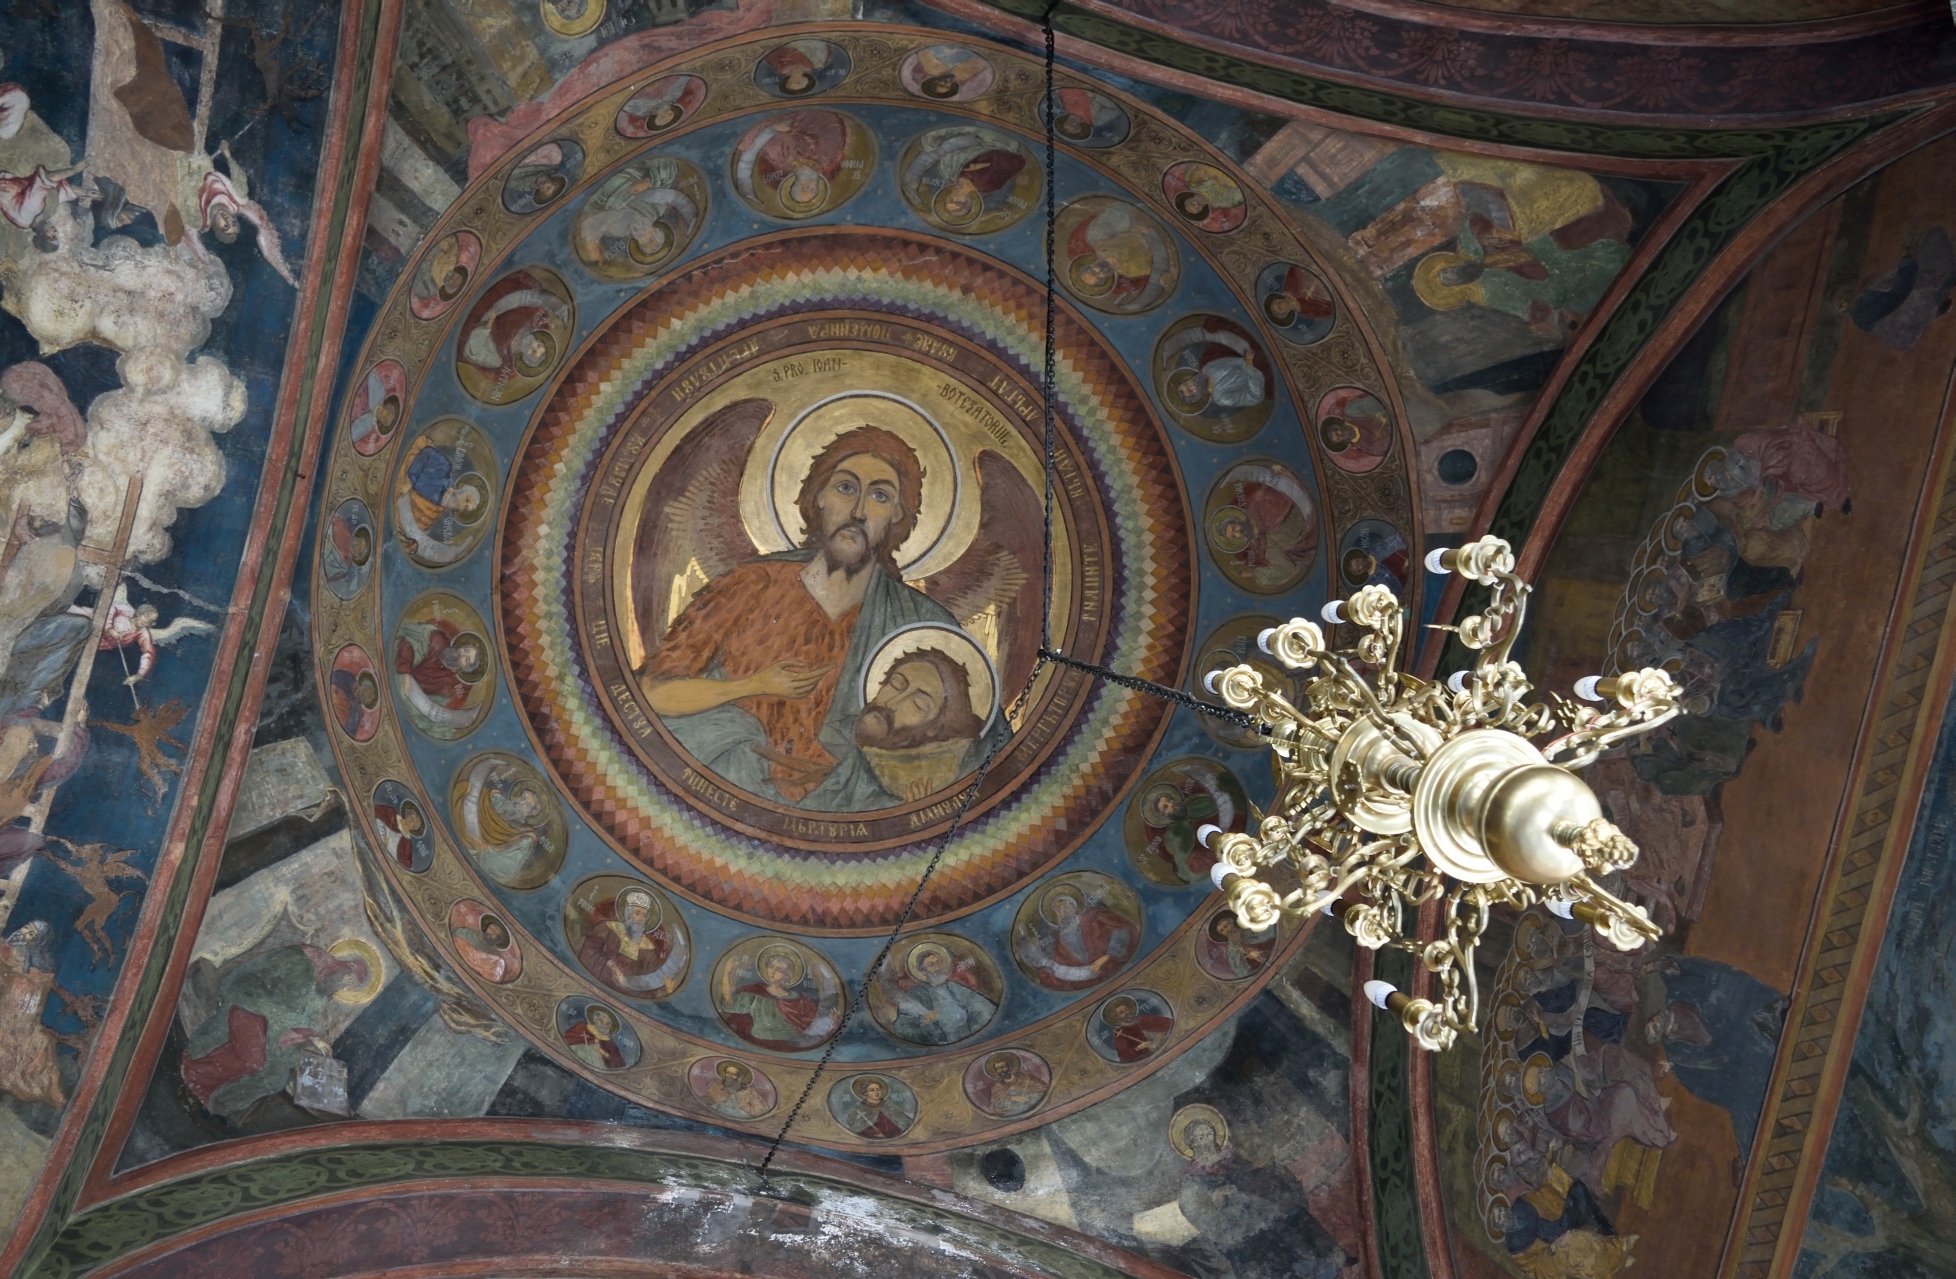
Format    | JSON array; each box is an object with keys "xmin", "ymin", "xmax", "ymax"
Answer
[{"xmin": 499, "ymin": 228, "xmax": 1193, "ymax": 931}]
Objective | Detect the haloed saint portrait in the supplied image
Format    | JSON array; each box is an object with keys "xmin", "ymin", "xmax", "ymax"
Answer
[{"xmin": 572, "ymin": 325, "xmax": 1115, "ymax": 841}]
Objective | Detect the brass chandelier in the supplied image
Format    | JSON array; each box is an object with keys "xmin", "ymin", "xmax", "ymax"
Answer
[{"xmin": 1198, "ymin": 536, "xmax": 1683, "ymax": 1051}]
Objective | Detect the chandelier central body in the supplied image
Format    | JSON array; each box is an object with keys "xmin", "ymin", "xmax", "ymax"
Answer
[{"xmin": 1201, "ymin": 536, "xmax": 1681, "ymax": 1050}]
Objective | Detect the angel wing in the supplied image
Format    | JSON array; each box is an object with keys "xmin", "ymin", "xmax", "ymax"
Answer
[
  {"xmin": 628, "ymin": 397, "xmax": 772, "ymax": 671},
  {"xmin": 921, "ymin": 450, "xmax": 1045, "ymax": 701},
  {"xmin": 150, "ymin": 616, "xmax": 216, "ymax": 646}
]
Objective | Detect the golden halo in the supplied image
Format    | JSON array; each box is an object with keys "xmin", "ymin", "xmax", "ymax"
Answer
[
  {"xmin": 741, "ymin": 391, "xmax": 966, "ymax": 576},
  {"xmin": 1168, "ymin": 1103, "xmax": 1229, "ymax": 1159},
  {"xmin": 1413, "ymin": 251, "xmax": 1478, "ymax": 312},
  {"xmin": 1521, "ymin": 1052, "xmax": 1553, "ymax": 1107},
  {"xmin": 778, "ymin": 170, "xmax": 830, "ymax": 215},
  {"xmin": 862, "ymin": 623, "xmax": 998, "ymax": 729},
  {"xmin": 328, "ymin": 938, "xmax": 384, "ymax": 1005},
  {"xmin": 931, "ymin": 182, "xmax": 984, "ymax": 228},
  {"xmin": 984, "ymin": 1051, "xmax": 1020, "ymax": 1080},
  {"xmin": 904, "ymin": 939, "xmax": 955, "ymax": 982},
  {"xmin": 539, "ymin": 0, "xmax": 605, "ymax": 37},
  {"xmin": 755, "ymin": 942, "xmax": 806, "ymax": 986},
  {"xmin": 615, "ymin": 884, "xmax": 662, "ymax": 930}
]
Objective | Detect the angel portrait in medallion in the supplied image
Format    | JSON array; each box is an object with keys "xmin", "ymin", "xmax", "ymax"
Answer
[{"xmin": 624, "ymin": 386, "xmax": 1045, "ymax": 814}]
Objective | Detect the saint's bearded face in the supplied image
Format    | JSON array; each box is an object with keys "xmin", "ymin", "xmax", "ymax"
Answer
[{"xmin": 813, "ymin": 452, "xmax": 903, "ymax": 575}]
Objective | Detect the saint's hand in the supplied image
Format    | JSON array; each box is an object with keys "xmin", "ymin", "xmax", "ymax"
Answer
[{"xmin": 745, "ymin": 660, "xmax": 833, "ymax": 699}]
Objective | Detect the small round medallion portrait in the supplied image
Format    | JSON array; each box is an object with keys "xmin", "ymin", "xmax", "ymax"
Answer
[
  {"xmin": 1041, "ymin": 88, "xmax": 1129, "ymax": 147},
  {"xmin": 454, "ymin": 265, "xmax": 575, "ymax": 405},
  {"xmin": 616, "ymin": 74, "xmax": 707, "ymax": 137},
  {"xmin": 572, "ymin": 156, "xmax": 707, "ymax": 279},
  {"xmin": 1195, "ymin": 910, "xmax": 1276, "ymax": 981},
  {"xmin": 392, "ymin": 417, "xmax": 497, "ymax": 569},
  {"xmin": 321, "ymin": 497, "xmax": 375, "ymax": 601},
  {"xmin": 688, "ymin": 1056, "xmax": 778, "ymax": 1121},
  {"xmin": 1056, "ymin": 196, "xmax": 1180, "ymax": 315},
  {"xmin": 1162, "ymin": 161, "xmax": 1246, "ymax": 234},
  {"xmin": 1010, "ymin": 871, "xmax": 1144, "ymax": 992},
  {"xmin": 730, "ymin": 110, "xmax": 875, "ymax": 221},
  {"xmin": 964, "ymin": 1049, "xmax": 1051, "ymax": 1118},
  {"xmin": 346, "ymin": 359, "xmax": 406, "ymax": 457},
  {"xmin": 866, "ymin": 932, "xmax": 1002, "ymax": 1047},
  {"xmin": 391, "ymin": 591, "xmax": 493, "ymax": 741},
  {"xmin": 1192, "ymin": 614, "xmax": 1295, "ymax": 752},
  {"xmin": 539, "ymin": 0, "xmax": 604, "ymax": 38},
  {"xmin": 557, "ymin": 996, "xmax": 640, "ymax": 1072},
  {"xmin": 410, "ymin": 230, "xmax": 480, "ymax": 321},
  {"xmin": 328, "ymin": 644, "xmax": 381, "ymax": 742},
  {"xmin": 898, "ymin": 126, "xmax": 1039, "ymax": 237},
  {"xmin": 1203, "ymin": 459, "xmax": 1319, "ymax": 596},
  {"xmin": 1088, "ymin": 989, "xmax": 1174, "ymax": 1064},
  {"xmin": 1123, "ymin": 757, "xmax": 1249, "ymax": 887},
  {"xmin": 1256, "ymin": 262, "xmax": 1335, "ymax": 346},
  {"xmin": 563, "ymin": 875, "xmax": 691, "ymax": 1002},
  {"xmin": 448, "ymin": 753, "xmax": 570, "ymax": 890},
  {"xmin": 753, "ymin": 39, "xmax": 850, "ymax": 98},
  {"xmin": 1316, "ymin": 386, "xmax": 1393, "ymax": 475},
  {"xmin": 449, "ymin": 899, "xmax": 522, "ymax": 984},
  {"xmin": 712, "ymin": 936, "xmax": 845, "ymax": 1052},
  {"xmin": 502, "ymin": 139, "xmax": 585, "ymax": 215},
  {"xmin": 369, "ymin": 778, "xmax": 433, "ymax": 873},
  {"xmin": 899, "ymin": 44, "xmax": 994, "ymax": 101},
  {"xmin": 1153, "ymin": 314, "xmax": 1274, "ymax": 443},
  {"xmin": 828, "ymin": 1072, "xmax": 916, "ymax": 1140},
  {"xmin": 1338, "ymin": 519, "xmax": 1410, "ymax": 592}
]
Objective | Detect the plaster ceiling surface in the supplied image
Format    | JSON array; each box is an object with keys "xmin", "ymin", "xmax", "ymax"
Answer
[{"xmin": 0, "ymin": 4, "xmax": 1955, "ymax": 1279}]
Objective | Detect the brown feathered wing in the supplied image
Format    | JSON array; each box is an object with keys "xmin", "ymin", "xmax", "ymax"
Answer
[
  {"xmin": 921, "ymin": 450, "xmax": 1045, "ymax": 704},
  {"xmin": 629, "ymin": 398, "xmax": 772, "ymax": 671}
]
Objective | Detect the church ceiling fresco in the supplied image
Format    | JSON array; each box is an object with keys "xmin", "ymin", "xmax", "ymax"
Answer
[
  {"xmin": 4, "ymin": 3, "xmax": 1956, "ymax": 1279},
  {"xmin": 1434, "ymin": 129, "xmax": 1956, "ymax": 1279},
  {"xmin": 1386, "ymin": 0, "xmax": 1909, "ymax": 23},
  {"xmin": 0, "ymin": 0, "xmax": 345, "ymax": 1257}
]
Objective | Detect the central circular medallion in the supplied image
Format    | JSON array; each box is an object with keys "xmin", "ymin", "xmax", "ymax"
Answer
[{"xmin": 500, "ymin": 228, "xmax": 1193, "ymax": 930}]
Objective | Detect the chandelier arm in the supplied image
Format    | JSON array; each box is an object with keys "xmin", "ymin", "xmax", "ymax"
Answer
[
  {"xmin": 1324, "ymin": 654, "xmax": 1430, "ymax": 761},
  {"xmin": 1568, "ymin": 872, "xmax": 1663, "ymax": 950},
  {"xmin": 1544, "ymin": 703, "xmax": 1682, "ymax": 769}
]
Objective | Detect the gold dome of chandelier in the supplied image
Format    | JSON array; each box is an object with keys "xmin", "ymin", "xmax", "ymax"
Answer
[{"xmin": 1198, "ymin": 536, "xmax": 1682, "ymax": 1051}]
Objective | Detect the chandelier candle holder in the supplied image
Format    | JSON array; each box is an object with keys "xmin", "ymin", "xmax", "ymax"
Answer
[{"xmin": 1195, "ymin": 535, "xmax": 1683, "ymax": 1051}]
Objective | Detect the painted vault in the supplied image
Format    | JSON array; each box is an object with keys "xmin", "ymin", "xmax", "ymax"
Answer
[{"xmin": 0, "ymin": 4, "xmax": 1953, "ymax": 1279}]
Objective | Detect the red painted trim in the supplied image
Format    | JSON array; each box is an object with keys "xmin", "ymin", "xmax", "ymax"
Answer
[
  {"xmin": 1512, "ymin": 100, "xmax": 1956, "ymax": 587},
  {"xmin": 1730, "ymin": 370, "xmax": 1956, "ymax": 1279},
  {"xmin": 1407, "ymin": 898, "xmax": 1457, "ymax": 1279},
  {"xmin": 1286, "ymin": 0, "xmax": 1938, "ymax": 46},
  {"xmin": 922, "ymin": 0, "xmax": 1739, "ymax": 177},
  {"xmin": 77, "ymin": 1125, "xmax": 1187, "ymax": 1279},
  {"xmin": 70, "ymin": 0, "xmax": 405, "ymax": 1215},
  {"xmin": 1349, "ymin": 942, "xmax": 1382, "ymax": 1279},
  {"xmin": 1412, "ymin": 157, "xmax": 1734, "ymax": 678},
  {"xmin": 1054, "ymin": 0, "xmax": 1956, "ymax": 127}
]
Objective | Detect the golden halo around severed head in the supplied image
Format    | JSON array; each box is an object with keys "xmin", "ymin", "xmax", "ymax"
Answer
[
  {"xmin": 862, "ymin": 623, "xmax": 999, "ymax": 731},
  {"xmin": 328, "ymin": 938, "xmax": 385, "ymax": 1005},
  {"xmin": 1168, "ymin": 1103, "xmax": 1229, "ymax": 1159},
  {"xmin": 740, "ymin": 391, "xmax": 970, "ymax": 577}
]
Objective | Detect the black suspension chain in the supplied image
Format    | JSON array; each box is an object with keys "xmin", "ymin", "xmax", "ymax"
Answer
[{"xmin": 754, "ymin": 661, "xmax": 1046, "ymax": 1185}]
